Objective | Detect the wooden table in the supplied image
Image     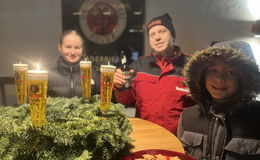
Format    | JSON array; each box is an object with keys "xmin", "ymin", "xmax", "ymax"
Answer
[{"xmin": 128, "ymin": 118, "xmax": 185, "ymax": 153}]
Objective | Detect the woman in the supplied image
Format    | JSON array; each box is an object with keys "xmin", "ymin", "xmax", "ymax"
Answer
[{"xmin": 48, "ymin": 30, "xmax": 99, "ymax": 98}]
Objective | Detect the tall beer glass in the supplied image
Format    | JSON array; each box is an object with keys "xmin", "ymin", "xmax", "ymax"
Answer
[
  {"xmin": 100, "ymin": 65, "xmax": 116, "ymax": 112},
  {"xmin": 27, "ymin": 70, "xmax": 48, "ymax": 128},
  {"xmin": 13, "ymin": 64, "xmax": 29, "ymax": 105},
  {"xmin": 80, "ymin": 61, "xmax": 92, "ymax": 99}
]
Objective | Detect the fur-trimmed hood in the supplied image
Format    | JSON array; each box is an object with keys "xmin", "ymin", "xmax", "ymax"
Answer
[{"xmin": 183, "ymin": 41, "xmax": 260, "ymax": 113}]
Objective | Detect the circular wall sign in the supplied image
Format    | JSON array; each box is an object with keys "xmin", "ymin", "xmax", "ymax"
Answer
[{"xmin": 79, "ymin": 0, "xmax": 127, "ymax": 44}]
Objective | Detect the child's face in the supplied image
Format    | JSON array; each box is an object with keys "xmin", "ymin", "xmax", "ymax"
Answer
[{"xmin": 205, "ymin": 60, "xmax": 241, "ymax": 100}]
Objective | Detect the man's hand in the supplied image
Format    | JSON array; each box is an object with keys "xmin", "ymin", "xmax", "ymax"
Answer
[{"xmin": 113, "ymin": 68, "xmax": 134, "ymax": 89}]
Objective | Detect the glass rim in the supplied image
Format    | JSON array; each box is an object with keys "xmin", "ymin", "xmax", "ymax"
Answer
[
  {"xmin": 100, "ymin": 65, "xmax": 116, "ymax": 69},
  {"xmin": 80, "ymin": 61, "xmax": 92, "ymax": 64},
  {"xmin": 13, "ymin": 64, "xmax": 29, "ymax": 67},
  {"xmin": 27, "ymin": 70, "xmax": 48, "ymax": 74}
]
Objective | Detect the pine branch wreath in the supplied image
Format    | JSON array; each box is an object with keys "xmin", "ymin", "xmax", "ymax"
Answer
[{"xmin": 0, "ymin": 95, "xmax": 133, "ymax": 160}]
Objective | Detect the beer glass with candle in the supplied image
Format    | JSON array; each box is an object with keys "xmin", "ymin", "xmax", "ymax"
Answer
[
  {"xmin": 100, "ymin": 64, "xmax": 116, "ymax": 112},
  {"xmin": 80, "ymin": 60, "xmax": 92, "ymax": 99},
  {"xmin": 13, "ymin": 63, "xmax": 29, "ymax": 105},
  {"xmin": 27, "ymin": 66, "xmax": 48, "ymax": 129}
]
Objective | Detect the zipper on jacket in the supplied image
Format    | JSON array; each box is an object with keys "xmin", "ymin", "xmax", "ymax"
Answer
[
  {"xmin": 218, "ymin": 116, "xmax": 227, "ymax": 160},
  {"xmin": 70, "ymin": 66, "xmax": 74, "ymax": 97},
  {"xmin": 206, "ymin": 116, "xmax": 215, "ymax": 159},
  {"xmin": 211, "ymin": 113, "xmax": 227, "ymax": 160}
]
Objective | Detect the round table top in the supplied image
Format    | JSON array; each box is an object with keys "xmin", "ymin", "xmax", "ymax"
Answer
[{"xmin": 128, "ymin": 118, "xmax": 185, "ymax": 153}]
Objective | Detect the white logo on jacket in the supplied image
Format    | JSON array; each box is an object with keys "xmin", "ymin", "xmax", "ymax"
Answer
[{"xmin": 176, "ymin": 86, "xmax": 189, "ymax": 93}]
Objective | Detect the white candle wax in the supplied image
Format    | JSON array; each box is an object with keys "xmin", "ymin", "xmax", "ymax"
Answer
[{"xmin": 27, "ymin": 70, "xmax": 48, "ymax": 80}]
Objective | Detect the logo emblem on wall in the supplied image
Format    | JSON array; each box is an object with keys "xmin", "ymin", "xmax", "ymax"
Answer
[{"xmin": 79, "ymin": 0, "xmax": 127, "ymax": 44}]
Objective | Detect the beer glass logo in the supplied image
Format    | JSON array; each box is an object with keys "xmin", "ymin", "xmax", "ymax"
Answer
[
  {"xmin": 104, "ymin": 75, "xmax": 111, "ymax": 84},
  {"xmin": 81, "ymin": 70, "xmax": 85, "ymax": 75},
  {"xmin": 81, "ymin": 70, "xmax": 88, "ymax": 79},
  {"xmin": 30, "ymin": 84, "xmax": 39, "ymax": 94}
]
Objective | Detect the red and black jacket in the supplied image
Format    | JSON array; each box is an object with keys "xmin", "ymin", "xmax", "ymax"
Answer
[{"xmin": 115, "ymin": 46, "xmax": 194, "ymax": 135}]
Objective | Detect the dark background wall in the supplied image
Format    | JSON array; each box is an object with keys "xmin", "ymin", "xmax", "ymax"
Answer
[{"xmin": 61, "ymin": 0, "xmax": 145, "ymax": 66}]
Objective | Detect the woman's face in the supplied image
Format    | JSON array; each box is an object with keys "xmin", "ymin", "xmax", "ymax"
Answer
[
  {"xmin": 205, "ymin": 60, "xmax": 241, "ymax": 100},
  {"xmin": 58, "ymin": 33, "xmax": 83, "ymax": 64}
]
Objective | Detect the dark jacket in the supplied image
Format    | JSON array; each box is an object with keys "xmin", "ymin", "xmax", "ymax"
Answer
[
  {"xmin": 48, "ymin": 56, "xmax": 100, "ymax": 98},
  {"xmin": 178, "ymin": 41, "xmax": 260, "ymax": 160},
  {"xmin": 115, "ymin": 46, "xmax": 194, "ymax": 135}
]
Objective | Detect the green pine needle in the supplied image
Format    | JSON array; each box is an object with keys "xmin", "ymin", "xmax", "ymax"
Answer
[{"xmin": 0, "ymin": 95, "xmax": 133, "ymax": 160}]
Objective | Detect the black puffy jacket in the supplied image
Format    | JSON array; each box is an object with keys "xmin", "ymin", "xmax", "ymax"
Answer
[{"xmin": 48, "ymin": 56, "xmax": 100, "ymax": 98}]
